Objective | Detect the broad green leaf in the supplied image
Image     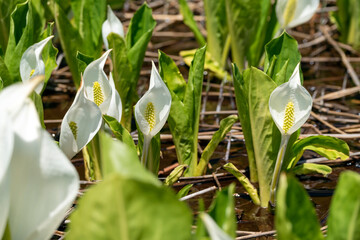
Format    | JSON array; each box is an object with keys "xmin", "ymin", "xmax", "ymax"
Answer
[
  {"xmin": 99, "ymin": 131, "xmax": 160, "ymax": 186},
  {"xmin": 67, "ymin": 174, "xmax": 193, "ymax": 240},
  {"xmin": 53, "ymin": 0, "xmax": 104, "ymax": 87},
  {"xmin": 177, "ymin": 184, "xmax": 193, "ymax": 199},
  {"xmin": 30, "ymin": 91, "xmax": 45, "ymax": 128},
  {"xmin": 180, "ymin": 49, "xmax": 231, "ymax": 81},
  {"xmin": 196, "ymin": 115, "xmax": 238, "ymax": 175},
  {"xmin": 102, "ymin": 115, "xmax": 136, "ymax": 151},
  {"xmin": 203, "ymin": 0, "xmax": 228, "ymax": 62},
  {"xmin": 158, "ymin": 50, "xmax": 186, "ymax": 101},
  {"xmin": 40, "ymin": 22, "xmax": 58, "ymax": 86},
  {"xmin": 233, "ymin": 64, "xmax": 257, "ymax": 182},
  {"xmin": 223, "ymin": 163, "xmax": 260, "ymax": 206},
  {"xmin": 76, "ymin": 51, "xmax": 94, "ymax": 76},
  {"xmin": 107, "ymin": 33, "xmax": 133, "ymax": 130},
  {"xmin": 264, "ymin": 31, "xmax": 301, "ymax": 84},
  {"xmin": 286, "ymin": 135, "xmax": 350, "ymax": 169},
  {"xmin": 327, "ymin": 171, "xmax": 360, "ymax": 240},
  {"xmin": 0, "ymin": 0, "xmax": 25, "ymax": 51},
  {"xmin": 0, "ymin": 56, "xmax": 11, "ymax": 88},
  {"xmin": 178, "ymin": 0, "xmax": 206, "ymax": 46},
  {"xmin": 182, "ymin": 45, "xmax": 206, "ymax": 176},
  {"xmin": 4, "ymin": 0, "xmax": 44, "ymax": 85},
  {"xmin": 71, "ymin": 0, "xmax": 106, "ymax": 48},
  {"xmin": 290, "ymin": 163, "xmax": 332, "ymax": 176},
  {"xmin": 207, "ymin": 184, "xmax": 236, "ymax": 238},
  {"xmin": 248, "ymin": 0, "xmax": 278, "ymax": 66},
  {"xmin": 276, "ymin": 174, "xmax": 324, "ymax": 240},
  {"xmin": 331, "ymin": 0, "xmax": 360, "ymax": 50},
  {"xmin": 225, "ymin": 0, "xmax": 268, "ymax": 70},
  {"xmin": 164, "ymin": 164, "xmax": 187, "ymax": 186},
  {"xmin": 248, "ymin": 67, "xmax": 280, "ymax": 207},
  {"xmin": 159, "ymin": 47, "xmax": 206, "ymax": 177}
]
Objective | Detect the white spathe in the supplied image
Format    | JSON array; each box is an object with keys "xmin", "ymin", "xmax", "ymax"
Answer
[
  {"xmin": 20, "ymin": 36, "xmax": 54, "ymax": 94},
  {"xmin": 134, "ymin": 61, "xmax": 171, "ymax": 138},
  {"xmin": 276, "ymin": 0, "xmax": 320, "ymax": 29},
  {"xmin": 102, "ymin": 5, "xmax": 124, "ymax": 50},
  {"xmin": 269, "ymin": 63, "xmax": 313, "ymax": 136},
  {"xmin": 106, "ymin": 72, "xmax": 123, "ymax": 122},
  {"xmin": 60, "ymin": 81, "xmax": 103, "ymax": 159},
  {"xmin": 83, "ymin": 49, "xmax": 112, "ymax": 114},
  {"xmin": 0, "ymin": 79, "xmax": 79, "ymax": 240}
]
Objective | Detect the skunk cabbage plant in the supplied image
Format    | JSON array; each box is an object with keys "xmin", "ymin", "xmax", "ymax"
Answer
[
  {"xmin": 20, "ymin": 36, "xmax": 54, "ymax": 94},
  {"xmin": 276, "ymin": 0, "xmax": 320, "ymax": 29},
  {"xmin": 102, "ymin": 5, "xmax": 124, "ymax": 50},
  {"xmin": 269, "ymin": 63, "xmax": 312, "ymax": 205},
  {"xmin": 134, "ymin": 62, "xmax": 171, "ymax": 166},
  {"xmin": 0, "ymin": 77, "xmax": 79, "ymax": 239},
  {"xmin": 59, "ymin": 81, "xmax": 103, "ymax": 159}
]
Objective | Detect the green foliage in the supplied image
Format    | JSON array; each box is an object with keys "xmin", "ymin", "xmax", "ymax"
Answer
[
  {"xmin": 331, "ymin": 0, "xmax": 360, "ymax": 50},
  {"xmin": 290, "ymin": 163, "xmax": 332, "ymax": 176},
  {"xmin": 53, "ymin": 0, "xmax": 105, "ymax": 87},
  {"xmin": 176, "ymin": 184, "xmax": 193, "ymax": 199},
  {"xmin": 69, "ymin": 133, "xmax": 193, "ymax": 240},
  {"xmin": 159, "ymin": 49, "xmax": 237, "ymax": 176},
  {"xmin": 164, "ymin": 165, "xmax": 187, "ymax": 186},
  {"xmin": 40, "ymin": 22, "xmax": 58, "ymax": 88},
  {"xmin": 76, "ymin": 51, "xmax": 94, "ymax": 78},
  {"xmin": 225, "ymin": 0, "xmax": 275, "ymax": 70},
  {"xmin": 196, "ymin": 184, "xmax": 236, "ymax": 238},
  {"xmin": 223, "ymin": 163, "xmax": 260, "ymax": 205},
  {"xmin": 276, "ymin": 171, "xmax": 360, "ymax": 240},
  {"xmin": 109, "ymin": 3, "xmax": 156, "ymax": 131},
  {"xmin": 327, "ymin": 171, "xmax": 360, "ymax": 240},
  {"xmin": 276, "ymin": 174, "xmax": 325, "ymax": 240},
  {"xmin": 178, "ymin": 0, "xmax": 206, "ymax": 46},
  {"xmin": 285, "ymin": 135, "xmax": 350, "ymax": 169},
  {"xmin": 103, "ymin": 115, "xmax": 136, "ymax": 151}
]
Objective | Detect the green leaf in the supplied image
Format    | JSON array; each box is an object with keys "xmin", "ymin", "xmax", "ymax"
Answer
[
  {"xmin": 107, "ymin": 33, "xmax": 133, "ymax": 131},
  {"xmin": 203, "ymin": 0, "xmax": 228, "ymax": 62},
  {"xmin": 158, "ymin": 50, "xmax": 186, "ymax": 101},
  {"xmin": 106, "ymin": 0, "xmax": 125, "ymax": 10},
  {"xmin": 177, "ymin": 184, "xmax": 193, "ymax": 199},
  {"xmin": 276, "ymin": 174, "xmax": 325, "ymax": 240},
  {"xmin": 102, "ymin": 115, "xmax": 136, "ymax": 151},
  {"xmin": 164, "ymin": 164, "xmax": 187, "ymax": 186},
  {"xmin": 0, "ymin": 56, "xmax": 11, "ymax": 87},
  {"xmin": 30, "ymin": 91, "xmax": 45, "ymax": 128},
  {"xmin": 327, "ymin": 171, "xmax": 360, "ymax": 240},
  {"xmin": 53, "ymin": 0, "xmax": 104, "ymax": 87},
  {"xmin": 178, "ymin": 0, "xmax": 206, "ymax": 46},
  {"xmin": 286, "ymin": 135, "xmax": 350, "ymax": 169},
  {"xmin": 223, "ymin": 163, "xmax": 260, "ymax": 206},
  {"xmin": 196, "ymin": 115, "xmax": 238, "ymax": 175},
  {"xmin": 207, "ymin": 184, "xmax": 236, "ymax": 238},
  {"xmin": 264, "ymin": 31, "xmax": 301, "ymax": 84},
  {"xmin": 0, "ymin": 0, "xmax": 25, "ymax": 51},
  {"xmin": 40, "ymin": 22, "xmax": 58, "ymax": 87},
  {"xmin": 290, "ymin": 163, "xmax": 332, "ymax": 176},
  {"xmin": 67, "ymin": 174, "xmax": 193, "ymax": 240},
  {"xmin": 225, "ymin": 0, "xmax": 270, "ymax": 70},
  {"xmin": 99, "ymin": 131, "xmax": 160, "ymax": 186},
  {"xmin": 233, "ymin": 65, "xmax": 280, "ymax": 207},
  {"xmin": 70, "ymin": 0, "xmax": 106, "ymax": 50},
  {"xmin": 159, "ymin": 46, "xmax": 206, "ymax": 177},
  {"xmin": 76, "ymin": 51, "xmax": 95, "ymax": 77},
  {"xmin": 4, "ymin": 0, "xmax": 44, "ymax": 85},
  {"xmin": 331, "ymin": 0, "xmax": 360, "ymax": 50},
  {"xmin": 180, "ymin": 49, "xmax": 231, "ymax": 81}
]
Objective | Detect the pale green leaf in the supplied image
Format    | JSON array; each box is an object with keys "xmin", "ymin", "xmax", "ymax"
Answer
[{"xmin": 290, "ymin": 163, "xmax": 332, "ymax": 176}]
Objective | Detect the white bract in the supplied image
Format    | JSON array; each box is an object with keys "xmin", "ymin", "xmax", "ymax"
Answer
[
  {"xmin": 20, "ymin": 36, "xmax": 54, "ymax": 94},
  {"xmin": 276, "ymin": 0, "xmax": 319, "ymax": 29},
  {"xmin": 59, "ymin": 80, "xmax": 103, "ymax": 159},
  {"xmin": 60, "ymin": 50, "xmax": 122, "ymax": 159},
  {"xmin": 268, "ymin": 63, "xmax": 313, "ymax": 206},
  {"xmin": 134, "ymin": 61, "xmax": 171, "ymax": 165},
  {"xmin": 102, "ymin": 5, "xmax": 124, "ymax": 50},
  {"xmin": 0, "ymin": 77, "xmax": 79, "ymax": 240}
]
